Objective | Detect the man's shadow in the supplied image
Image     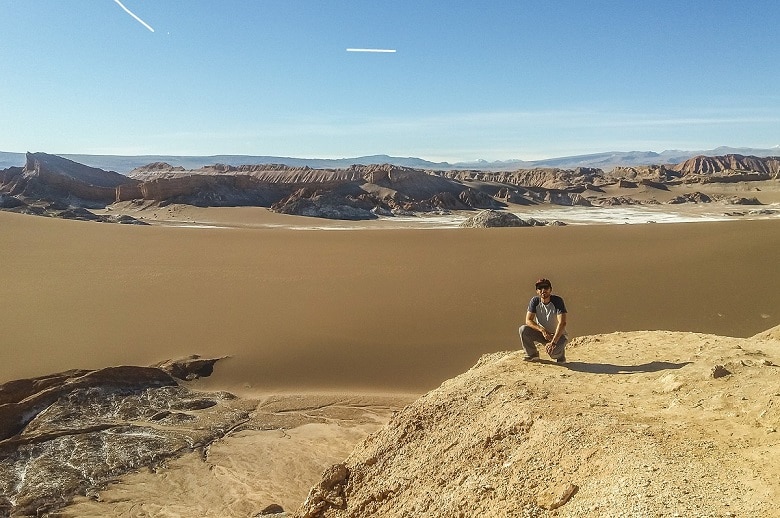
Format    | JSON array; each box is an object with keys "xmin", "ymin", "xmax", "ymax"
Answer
[{"xmin": 536, "ymin": 359, "xmax": 692, "ymax": 374}]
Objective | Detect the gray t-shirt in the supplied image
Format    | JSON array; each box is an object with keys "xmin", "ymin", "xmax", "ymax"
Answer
[{"xmin": 528, "ymin": 295, "xmax": 567, "ymax": 335}]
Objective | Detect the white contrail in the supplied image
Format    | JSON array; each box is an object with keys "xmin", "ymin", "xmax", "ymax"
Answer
[
  {"xmin": 113, "ymin": 0, "xmax": 155, "ymax": 32},
  {"xmin": 346, "ymin": 48, "xmax": 396, "ymax": 53}
]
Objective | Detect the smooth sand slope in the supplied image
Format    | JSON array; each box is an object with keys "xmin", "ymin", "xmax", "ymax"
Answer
[{"xmin": 1, "ymin": 210, "xmax": 778, "ymax": 394}]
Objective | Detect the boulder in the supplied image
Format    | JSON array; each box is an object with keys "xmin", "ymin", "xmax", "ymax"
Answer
[
  {"xmin": 0, "ymin": 193, "xmax": 24, "ymax": 208},
  {"xmin": 667, "ymin": 192, "xmax": 712, "ymax": 204},
  {"xmin": 459, "ymin": 210, "xmax": 529, "ymax": 228},
  {"xmin": 298, "ymin": 464, "xmax": 350, "ymax": 518},
  {"xmin": 155, "ymin": 355, "xmax": 225, "ymax": 381}
]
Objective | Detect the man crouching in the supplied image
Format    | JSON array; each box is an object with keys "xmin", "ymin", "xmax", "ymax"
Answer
[{"xmin": 519, "ymin": 278, "xmax": 568, "ymax": 363}]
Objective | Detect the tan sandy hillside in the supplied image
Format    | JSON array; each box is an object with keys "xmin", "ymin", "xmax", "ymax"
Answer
[{"xmin": 296, "ymin": 327, "xmax": 780, "ymax": 518}]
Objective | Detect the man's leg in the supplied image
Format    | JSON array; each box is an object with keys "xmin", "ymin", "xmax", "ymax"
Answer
[{"xmin": 519, "ymin": 325, "xmax": 545, "ymax": 358}]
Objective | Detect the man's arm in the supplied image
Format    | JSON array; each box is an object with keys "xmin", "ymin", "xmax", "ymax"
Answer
[
  {"xmin": 526, "ymin": 311, "xmax": 552, "ymax": 340},
  {"xmin": 551, "ymin": 313, "xmax": 567, "ymax": 345}
]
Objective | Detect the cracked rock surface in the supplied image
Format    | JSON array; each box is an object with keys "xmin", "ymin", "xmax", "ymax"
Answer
[{"xmin": 0, "ymin": 359, "xmax": 250, "ymax": 516}]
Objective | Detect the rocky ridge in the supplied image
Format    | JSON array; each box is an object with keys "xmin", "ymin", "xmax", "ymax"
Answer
[
  {"xmin": 1, "ymin": 152, "xmax": 778, "ymax": 221},
  {"xmin": 0, "ymin": 153, "xmax": 146, "ymax": 223},
  {"xmin": 294, "ymin": 325, "xmax": 780, "ymax": 518}
]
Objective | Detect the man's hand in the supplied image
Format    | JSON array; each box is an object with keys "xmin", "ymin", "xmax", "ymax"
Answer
[
  {"xmin": 545, "ymin": 342, "xmax": 556, "ymax": 355},
  {"xmin": 541, "ymin": 330, "xmax": 553, "ymax": 341}
]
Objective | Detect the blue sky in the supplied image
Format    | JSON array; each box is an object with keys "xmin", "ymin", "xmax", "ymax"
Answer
[{"xmin": 1, "ymin": 1, "xmax": 778, "ymax": 161}]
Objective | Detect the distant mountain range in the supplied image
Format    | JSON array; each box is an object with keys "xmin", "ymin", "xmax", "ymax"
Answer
[{"xmin": 1, "ymin": 146, "xmax": 778, "ymax": 174}]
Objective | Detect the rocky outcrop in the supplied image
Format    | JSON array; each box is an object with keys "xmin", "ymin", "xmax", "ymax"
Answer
[
  {"xmin": 117, "ymin": 174, "xmax": 288, "ymax": 207},
  {"xmin": 672, "ymin": 154, "xmax": 780, "ymax": 177},
  {"xmin": 271, "ymin": 186, "xmax": 377, "ymax": 220},
  {"xmin": 667, "ymin": 192, "xmax": 713, "ymax": 204},
  {"xmin": 459, "ymin": 209, "xmax": 565, "ymax": 228},
  {"xmin": 294, "ymin": 329, "xmax": 780, "ymax": 517},
  {"xmin": 753, "ymin": 324, "xmax": 780, "ymax": 341},
  {"xmin": 687, "ymin": 170, "xmax": 774, "ymax": 183},
  {"xmin": 0, "ymin": 358, "xmax": 248, "ymax": 516},
  {"xmin": 722, "ymin": 196, "xmax": 762, "ymax": 205},
  {"xmin": 609, "ymin": 165, "xmax": 682, "ymax": 183},
  {"xmin": 542, "ymin": 190, "xmax": 592, "ymax": 206},
  {"xmin": 0, "ymin": 192, "xmax": 24, "ymax": 208},
  {"xmin": 0, "ymin": 153, "xmax": 140, "ymax": 206},
  {"xmin": 435, "ymin": 167, "xmax": 604, "ymax": 190},
  {"xmin": 0, "ymin": 199, "xmax": 147, "ymax": 224},
  {"xmin": 591, "ymin": 195, "xmax": 648, "ymax": 206},
  {"xmin": 132, "ymin": 161, "xmax": 186, "ymax": 174},
  {"xmin": 0, "ymin": 154, "xmax": 151, "ymax": 222},
  {"xmin": 155, "ymin": 355, "xmax": 226, "ymax": 381}
]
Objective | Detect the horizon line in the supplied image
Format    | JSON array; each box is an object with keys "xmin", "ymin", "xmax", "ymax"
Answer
[{"xmin": 3, "ymin": 145, "xmax": 778, "ymax": 164}]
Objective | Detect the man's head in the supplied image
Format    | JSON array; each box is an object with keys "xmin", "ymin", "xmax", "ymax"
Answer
[{"xmin": 535, "ymin": 278, "xmax": 552, "ymax": 291}]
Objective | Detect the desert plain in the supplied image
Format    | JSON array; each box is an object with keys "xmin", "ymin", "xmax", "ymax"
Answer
[{"xmin": 2, "ymin": 183, "xmax": 780, "ymax": 516}]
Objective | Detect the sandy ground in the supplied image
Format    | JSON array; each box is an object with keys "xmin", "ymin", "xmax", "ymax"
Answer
[
  {"xmin": 1, "ymin": 196, "xmax": 779, "ymax": 516},
  {"xmin": 58, "ymin": 393, "xmax": 415, "ymax": 517}
]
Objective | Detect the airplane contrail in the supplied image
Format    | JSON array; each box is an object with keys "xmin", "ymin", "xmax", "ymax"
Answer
[
  {"xmin": 113, "ymin": 0, "xmax": 155, "ymax": 32},
  {"xmin": 346, "ymin": 48, "xmax": 397, "ymax": 53}
]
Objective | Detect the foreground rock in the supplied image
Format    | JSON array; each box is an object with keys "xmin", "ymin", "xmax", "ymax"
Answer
[
  {"xmin": 295, "ymin": 327, "xmax": 780, "ymax": 517},
  {"xmin": 0, "ymin": 357, "xmax": 252, "ymax": 516}
]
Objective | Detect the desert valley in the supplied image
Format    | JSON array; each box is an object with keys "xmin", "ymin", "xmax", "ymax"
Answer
[{"xmin": 1, "ymin": 151, "xmax": 779, "ymax": 517}]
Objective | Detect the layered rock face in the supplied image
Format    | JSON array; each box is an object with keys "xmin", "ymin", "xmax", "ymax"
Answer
[
  {"xmin": 117, "ymin": 174, "xmax": 288, "ymax": 207},
  {"xmin": 0, "ymin": 357, "xmax": 247, "ymax": 516},
  {"xmin": 2, "ymin": 152, "xmax": 778, "ymax": 221},
  {"xmin": 672, "ymin": 154, "xmax": 780, "ymax": 178},
  {"xmin": 0, "ymin": 153, "xmax": 139, "ymax": 206},
  {"xmin": 436, "ymin": 167, "xmax": 603, "ymax": 190}
]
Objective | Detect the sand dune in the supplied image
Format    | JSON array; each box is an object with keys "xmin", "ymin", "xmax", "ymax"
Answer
[{"xmin": 1, "ymin": 209, "xmax": 778, "ymax": 395}]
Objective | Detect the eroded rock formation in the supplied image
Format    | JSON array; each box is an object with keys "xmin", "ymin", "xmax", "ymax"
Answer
[
  {"xmin": 2, "ymin": 152, "xmax": 778, "ymax": 221},
  {"xmin": 2, "ymin": 153, "xmax": 139, "ymax": 206},
  {"xmin": 672, "ymin": 154, "xmax": 780, "ymax": 177},
  {"xmin": 0, "ymin": 357, "xmax": 248, "ymax": 516}
]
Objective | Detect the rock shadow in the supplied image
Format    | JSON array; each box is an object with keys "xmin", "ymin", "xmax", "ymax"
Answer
[{"xmin": 560, "ymin": 360, "xmax": 693, "ymax": 374}]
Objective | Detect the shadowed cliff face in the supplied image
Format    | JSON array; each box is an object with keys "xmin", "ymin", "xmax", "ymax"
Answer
[
  {"xmin": 0, "ymin": 358, "xmax": 247, "ymax": 517},
  {"xmin": 0, "ymin": 153, "xmax": 140, "ymax": 206}
]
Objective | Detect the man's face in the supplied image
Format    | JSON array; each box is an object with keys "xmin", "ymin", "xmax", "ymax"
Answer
[{"xmin": 536, "ymin": 285, "xmax": 552, "ymax": 297}]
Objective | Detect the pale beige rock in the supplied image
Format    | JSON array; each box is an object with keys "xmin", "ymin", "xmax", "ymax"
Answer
[
  {"xmin": 294, "ymin": 328, "xmax": 780, "ymax": 518},
  {"xmin": 537, "ymin": 482, "xmax": 578, "ymax": 510}
]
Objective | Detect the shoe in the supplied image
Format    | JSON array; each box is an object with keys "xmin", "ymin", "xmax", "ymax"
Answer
[
  {"xmin": 523, "ymin": 354, "xmax": 539, "ymax": 362},
  {"xmin": 556, "ymin": 356, "xmax": 567, "ymax": 364}
]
